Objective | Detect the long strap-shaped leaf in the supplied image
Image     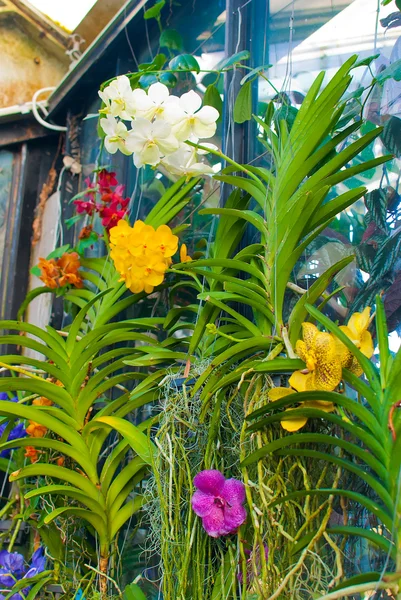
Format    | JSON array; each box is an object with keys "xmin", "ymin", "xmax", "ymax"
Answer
[
  {"xmin": 267, "ymin": 489, "xmax": 393, "ymax": 531},
  {"xmin": 242, "ymin": 432, "xmax": 387, "ymax": 480}
]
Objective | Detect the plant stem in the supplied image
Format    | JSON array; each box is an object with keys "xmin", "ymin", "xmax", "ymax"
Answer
[{"xmin": 7, "ymin": 519, "xmax": 22, "ymax": 552}]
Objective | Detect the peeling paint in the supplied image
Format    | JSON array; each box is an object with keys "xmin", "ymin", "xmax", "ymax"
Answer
[{"xmin": 0, "ymin": 13, "xmax": 68, "ymax": 109}]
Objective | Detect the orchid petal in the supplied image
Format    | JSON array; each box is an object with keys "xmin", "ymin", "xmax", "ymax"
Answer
[
  {"xmin": 201, "ymin": 506, "xmax": 226, "ymax": 537},
  {"xmin": 193, "ymin": 120, "xmax": 217, "ymax": 139},
  {"xmin": 179, "ymin": 90, "xmax": 202, "ymax": 114},
  {"xmin": 196, "ymin": 105, "xmax": 220, "ymax": 124},
  {"xmin": 280, "ymin": 409, "xmax": 308, "ymax": 432},
  {"xmin": 191, "ymin": 490, "xmax": 215, "ymax": 517},
  {"xmin": 222, "ymin": 478, "xmax": 245, "ymax": 504},
  {"xmin": 193, "ymin": 470, "xmax": 225, "ymax": 495},
  {"xmin": 148, "ymin": 82, "xmax": 170, "ymax": 103}
]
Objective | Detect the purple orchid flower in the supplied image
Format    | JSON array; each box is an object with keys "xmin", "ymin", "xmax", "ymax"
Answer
[
  {"xmin": 0, "ymin": 551, "xmax": 25, "ymax": 586},
  {"xmin": 24, "ymin": 547, "xmax": 46, "ymax": 578},
  {"xmin": 0, "ymin": 394, "xmax": 17, "ymax": 402},
  {"xmin": 0, "ymin": 548, "xmax": 46, "ymax": 599},
  {"xmin": 191, "ymin": 470, "xmax": 247, "ymax": 538},
  {"xmin": 0, "ymin": 423, "xmax": 27, "ymax": 459}
]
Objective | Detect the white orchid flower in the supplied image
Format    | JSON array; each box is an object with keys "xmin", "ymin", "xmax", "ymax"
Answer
[
  {"xmin": 126, "ymin": 118, "xmax": 180, "ymax": 168},
  {"xmin": 162, "ymin": 144, "xmax": 216, "ymax": 179},
  {"xmin": 100, "ymin": 115, "xmax": 131, "ymax": 155},
  {"xmin": 98, "ymin": 75, "xmax": 137, "ymax": 121},
  {"xmin": 164, "ymin": 90, "xmax": 219, "ymax": 141},
  {"xmin": 135, "ymin": 82, "xmax": 180, "ymax": 121}
]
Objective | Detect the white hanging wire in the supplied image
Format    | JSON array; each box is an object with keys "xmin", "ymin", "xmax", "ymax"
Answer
[{"xmin": 31, "ymin": 87, "xmax": 67, "ymax": 132}]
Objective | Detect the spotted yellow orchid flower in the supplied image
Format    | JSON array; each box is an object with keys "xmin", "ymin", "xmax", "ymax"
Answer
[
  {"xmin": 333, "ymin": 307, "xmax": 374, "ymax": 377},
  {"xmin": 269, "ymin": 385, "xmax": 335, "ymax": 432},
  {"xmin": 290, "ymin": 322, "xmax": 342, "ymax": 392}
]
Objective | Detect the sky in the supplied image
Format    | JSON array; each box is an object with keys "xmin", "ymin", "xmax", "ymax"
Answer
[{"xmin": 28, "ymin": 0, "xmax": 98, "ymax": 31}]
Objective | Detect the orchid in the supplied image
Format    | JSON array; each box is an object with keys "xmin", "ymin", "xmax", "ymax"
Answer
[
  {"xmin": 109, "ymin": 219, "xmax": 178, "ymax": 294},
  {"xmin": 268, "ymin": 386, "xmax": 335, "ymax": 432},
  {"xmin": 290, "ymin": 322, "xmax": 343, "ymax": 392},
  {"xmin": 333, "ymin": 307, "xmax": 374, "ymax": 376},
  {"xmin": 100, "ymin": 115, "xmax": 130, "ymax": 155},
  {"xmin": 125, "ymin": 118, "xmax": 180, "ymax": 167},
  {"xmin": 0, "ymin": 547, "xmax": 46, "ymax": 600},
  {"xmin": 164, "ymin": 90, "xmax": 219, "ymax": 141},
  {"xmin": 162, "ymin": 144, "xmax": 215, "ymax": 178},
  {"xmin": 98, "ymin": 75, "xmax": 137, "ymax": 121},
  {"xmin": 179, "ymin": 244, "xmax": 192, "ymax": 263},
  {"xmin": 0, "ymin": 423, "xmax": 26, "ymax": 458},
  {"xmin": 97, "ymin": 169, "xmax": 118, "ymax": 188},
  {"xmin": 147, "ymin": 225, "xmax": 178, "ymax": 258},
  {"xmin": 98, "ymin": 201, "xmax": 129, "ymax": 231},
  {"xmin": 191, "ymin": 470, "xmax": 246, "ymax": 538},
  {"xmin": 73, "ymin": 197, "xmax": 96, "ymax": 216},
  {"xmin": 135, "ymin": 82, "xmax": 179, "ymax": 121},
  {"xmin": 26, "ymin": 421, "xmax": 47, "ymax": 438}
]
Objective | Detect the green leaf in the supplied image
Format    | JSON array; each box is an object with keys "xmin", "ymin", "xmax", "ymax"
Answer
[
  {"xmin": 65, "ymin": 214, "xmax": 82, "ymax": 229},
  {"xmin": 159, "ymin": 72, "xmax": 177, "ymax": 88},
  {"xmin": 46, "ymin": 244, "xmax": 70, "ymax": 260},
  {"xmin": 169, "ymin": 54, "xmax": 200, "ymax": 73},
  {"xmin": 352, "ymin": 54, "xmax": 380, "ymax": 68},
  {"xmin": 233, "ymin": 81, "xmax": 253, "ymax": 123},
  {"xmin": 288, "ymin": 255, "xmax": 354, "ymax": 344},
  {"xmin": 25, "ymin": 485, "xmax": 106, "ymax": 517},
  {"xmin": 240, "ymin": 64, "xmax": 272, "ymax": 84},
  {"xmin": 327, "ymin": 526, "xmax": 395, "ymax": 559},
  {"xmin": 199, "ymin": 208, "xmax": 267, "ymax": 236},
  {"xmin": 30, "ymin": 265, "xmax": 41, "ymax": 277},
  {"xmin": 267, "ymin": 489, "xmax": 393, "ymax": 531},
  {"xmin": 10, "ymin": 464, "xmax": 100, "ymax": 499},
  {"xmin": 215, "ymin": 50, "xmax": 250, "ymax": 71},
  {"xmin": 139, "ymin": 74, "xmax": 158, "ymax": 89},
  {"xmin": 76, "ymin": 231, "xmax": 99, "ymax": 255},
  {"xmin": 26, "ymin": 576, "xmax": 54, "ymax": 600},
  {"xmin": 65, "ymin": 289, "xmax": 111, "ymax": 356},
  {"xmin": 375, "ymin": 295, "xmax": 391, "ymax": 386},
  {"xmin": 17, "ymin": 286, "xmax": 54, "ymax": 320},
  {"xmin": 43, "ymin": 506, "xmax": 108, "ymax": 543},
  {"xmin": 375, "ymin": 58, "xmax": 401, "ymax": 84},
  {"xmin": 159, "ymin": 29, "xmax": 183, "ymax": 51},
  {"xmin": 124, "ymin": 583, "xmax": 147, "ymax": 600},
  {"xmin": 241, "ymin": 431, "xmax": 387, "ymax": 480},
  {"xmin": 138, "ymin": 53, "xmax": 166, "ymax": 72},
  {"xmin": 143, "ymin": 0, "xmax": 165, "ymax": 19},
  {"xmin": 88, "ymin": 416, "xmax": 156, "ymax": 465},
  {"xmin": 204, "ymin": 85, "xmax": 223, "ymax": 117}
]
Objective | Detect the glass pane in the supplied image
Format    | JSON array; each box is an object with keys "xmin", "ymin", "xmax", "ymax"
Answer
[
  {"xmin": 258, "ymin": 0, "xmax": 401, "ymax": 349},
  {"xmin": 0, "ymin": 150, "xmax": 14, "ymax": 275},
  {"xmin": 79, "ymin": 2, "xmax": 225, "ymax": 250}
]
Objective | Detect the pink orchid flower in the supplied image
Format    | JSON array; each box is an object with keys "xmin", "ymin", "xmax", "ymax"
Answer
[{"xmin": 191, "ymin": 470, "xmax": 246, "ymax": 538}]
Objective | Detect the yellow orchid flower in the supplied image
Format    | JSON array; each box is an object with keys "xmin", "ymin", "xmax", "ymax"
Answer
[
  {"xmin": 109, "ymin": 219, "xmax": 177, "ymax": 294},
  {"xmin": 148, "ymin": 224, "xmax": 179, "ymax": 258},
  {"xmin": 333, "ymin": 307, "xmax": 374, "ymax": 376},
  {"xmin": 268, "ymin": 386, "xmax": 335, "ymax": 432},
  {"xmin": 180, "ymin": 243, "xmax": 192, "ymax": 263},
  {"xmin": 291, "ymin": 322, "xmax": 342, "ymax": 391}
]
